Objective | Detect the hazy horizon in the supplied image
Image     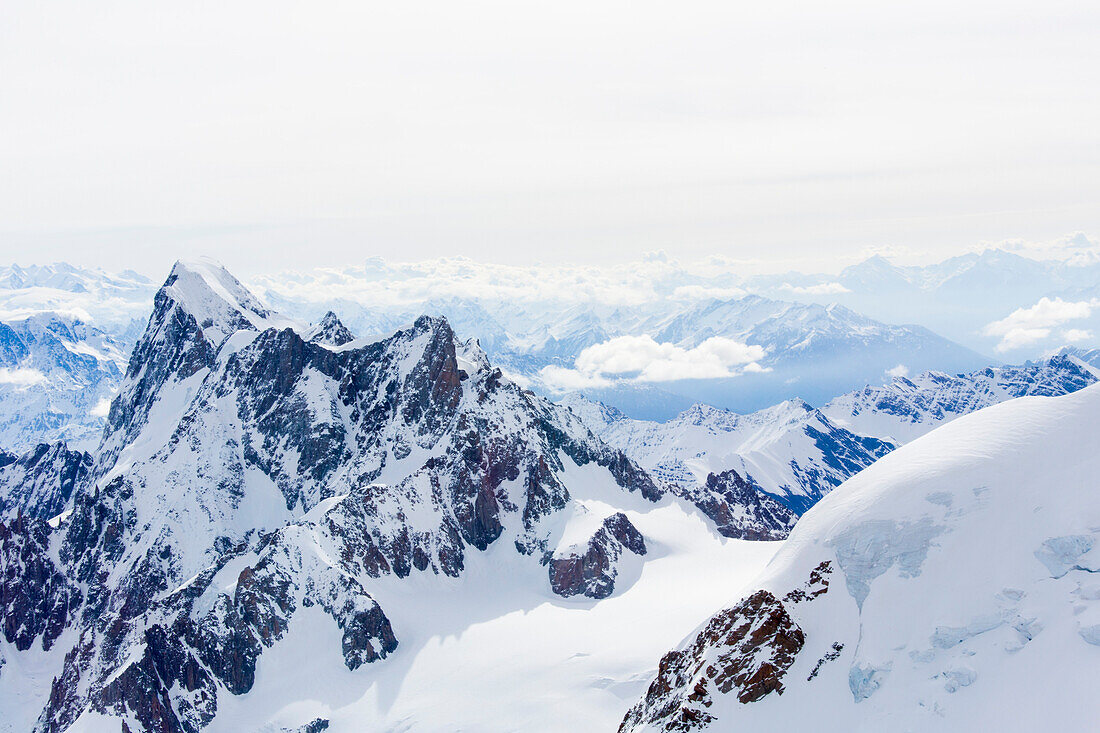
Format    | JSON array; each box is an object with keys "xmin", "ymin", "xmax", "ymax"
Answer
[
  {"xmin": 4, "ymin": 0, "xmax": 1099, "ymax": 275},
  {"xmin": 2, "ymin": 229, "xmax": 1098, "ymax": 281}
]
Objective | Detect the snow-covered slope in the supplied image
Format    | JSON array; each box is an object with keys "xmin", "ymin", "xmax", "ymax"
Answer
[
  {"xmin": 563, "ymin": 395, "xmax": 894, "ymax": 514},
  {"xmin": 623, "ymin": 383, "xmax": 1100, "ymax": 732},
  {"xmin": 0, "ymin": 314, "xmax": 129, "ymax": 451}
]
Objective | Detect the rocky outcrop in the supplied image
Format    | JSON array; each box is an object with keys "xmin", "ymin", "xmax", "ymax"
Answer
[
  {"xmin": 620, "ymin": 562, "xmax": 833, "ymax": 732},
  {"xmin": 186, "ymin": 514, "xmax": 399, "ymax": 693},
  {"xmin": 550, "ymin": 512, "xmax": 647, "ymax": 599},
  {"xmin": 0, "ymin": 515, "xmax": 81, "ymax": 652},
  {"xmin": 674, "ymin": 470, "xmax": 798, "ymax": 541},
  {"xmin": 0, "ymin": 441, "xmax": 92, "ymax": 521},
  {"xmin": 307, "ymin": 311, "xmax": 355, "ymax": 347}
]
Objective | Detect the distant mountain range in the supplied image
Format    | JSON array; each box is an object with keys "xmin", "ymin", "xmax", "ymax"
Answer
[
  {"xmin": 748, "ymin": 248, "xmax": 1100, "ymax": 356},
  {"xmin": 2, "ymin": 250, "xmax": 1098, "ymax": 449},
  {"xmin": 0, "ymin": 313, "xmax": 128, "ymax": 452},
  {"xmin": 565, "ymin": 348, "xmax": 1100, "ymax": 512},
  {"xmin": 0, "ymin": 260, "xmax": 998, "ymax": 425}
]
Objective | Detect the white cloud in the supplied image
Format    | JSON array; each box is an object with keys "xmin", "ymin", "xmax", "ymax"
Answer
[
  {"xmin": 251, "ymin": 255, "xmax": 759, "ymax": 313},
  {"xmin": 885, "ymin": 364, "xmax": 909, "ymax": 378},
  {"xmin": 541, "ymin": 335, "xmax": 766, "ymax": 391},
  {"xmin": 779, "ymin": 282, "xmax": 851, "ymax": 296},
  {"xmin": 1063, "ymin": 329, "xmax": 1094, "ymax": 343},
  {"xmin": 983, "ymin": 297, "xmax": 1100, "ymax": 352},
  {"xmin": 993, "ymin": 327, "xmax": 1051, "ymax": 352},
  {"xmin": 538, "ymin": 365, "xmax": 613, "ymax": 391},
  {"xmin": 0, "ymin": 367, "xmax": 47, "ymax": 387}
]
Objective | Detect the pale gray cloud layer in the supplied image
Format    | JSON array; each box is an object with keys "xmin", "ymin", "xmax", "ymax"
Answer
[{"xmin": 1, "ymin": 0, "xmax": 1098, "ymax": 274}]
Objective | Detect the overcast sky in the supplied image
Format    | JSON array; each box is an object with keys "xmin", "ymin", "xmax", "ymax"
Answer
[{"xmin": 1, "ymin": 0, "xmax": 1098, "ymax": 276}]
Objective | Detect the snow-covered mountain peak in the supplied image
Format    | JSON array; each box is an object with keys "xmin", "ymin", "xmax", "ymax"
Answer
[
  {"xmin": 162, "ymin": 259, "xmax": 286, "ymax": 345},
  {"xmin": 566, "ymin": 392, "xmax": 893, "ymax": 514},
  {"xmin": 306, "ymin": 310, "xmax": 355, "ymax": 347},
  {"xmin": 676, "ymin": 402, "xmax": 730, "ymax": 425}
]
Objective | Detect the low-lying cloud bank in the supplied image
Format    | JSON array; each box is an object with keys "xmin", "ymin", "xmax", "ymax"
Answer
[{"xmin": 539, "ymin": 335, "xmax": 767, "ymax": 391}]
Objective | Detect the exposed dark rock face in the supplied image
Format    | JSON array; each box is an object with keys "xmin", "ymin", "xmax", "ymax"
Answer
[
  {"xmin": 784, "ymin": 427, "xmax": 894, "ymax": 513},
  {"xmin": 620, "ymin": 590, "xmax": 803, "ymax": 732},
  {"xmin": 620, "ymin": 562, "xmax": 833, "ymax": 732},
  {"xmin": 807, "ymin": 642, "xmax": 844, "ymax": 681},
  {"xmin": 0, "ymin": 441, "xmax": 93, "ymax": 521},
  {"xmin": 308, "ymin": 311, "xmax": 355, "ymax": 347},
  {"xmin": 184, "ymin": 507, "xmax": 399, "ymax": 695},
  {"xmin": 89, "ymin": 621, "xmax": 218, "ymax": 733},
  {"xmin": 0, "ymin": 515, "xmax": 81, "ymax": 652},
  {"xmin": 99, "ymin": 289, "xmax": 220, "ymax": 471},
  {"xmin": 782, "ymin": 560, "xmax": 832, "ymax": 603},
  {"xmin": 550, "ymin": 512, "xmax": 647, "ymax": 599},
  {"xmin": 674, "ymin": 469, "xmax": 798, "ymax": 541}
]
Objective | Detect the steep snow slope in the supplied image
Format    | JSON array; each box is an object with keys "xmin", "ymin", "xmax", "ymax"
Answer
[
  {"xmin": 0, "ymin": 314, "xmax": 128, "ymax": 451},
  {"xmin": 623, "ymin": 383, "xmax": 1100, "ymax": 732},
  {"xmin": 563, "ymin": 395, "xmax": 893, "ymax": 514}
]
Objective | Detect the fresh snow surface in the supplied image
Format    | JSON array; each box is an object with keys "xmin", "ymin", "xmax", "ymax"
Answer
[
  {"xmin": 162, "ymin": 499, "xmax": 778, "ymax": 733},
  {"xmin": 639, "ymin": 382, "xmax": 1100, "ymax": 731}
]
